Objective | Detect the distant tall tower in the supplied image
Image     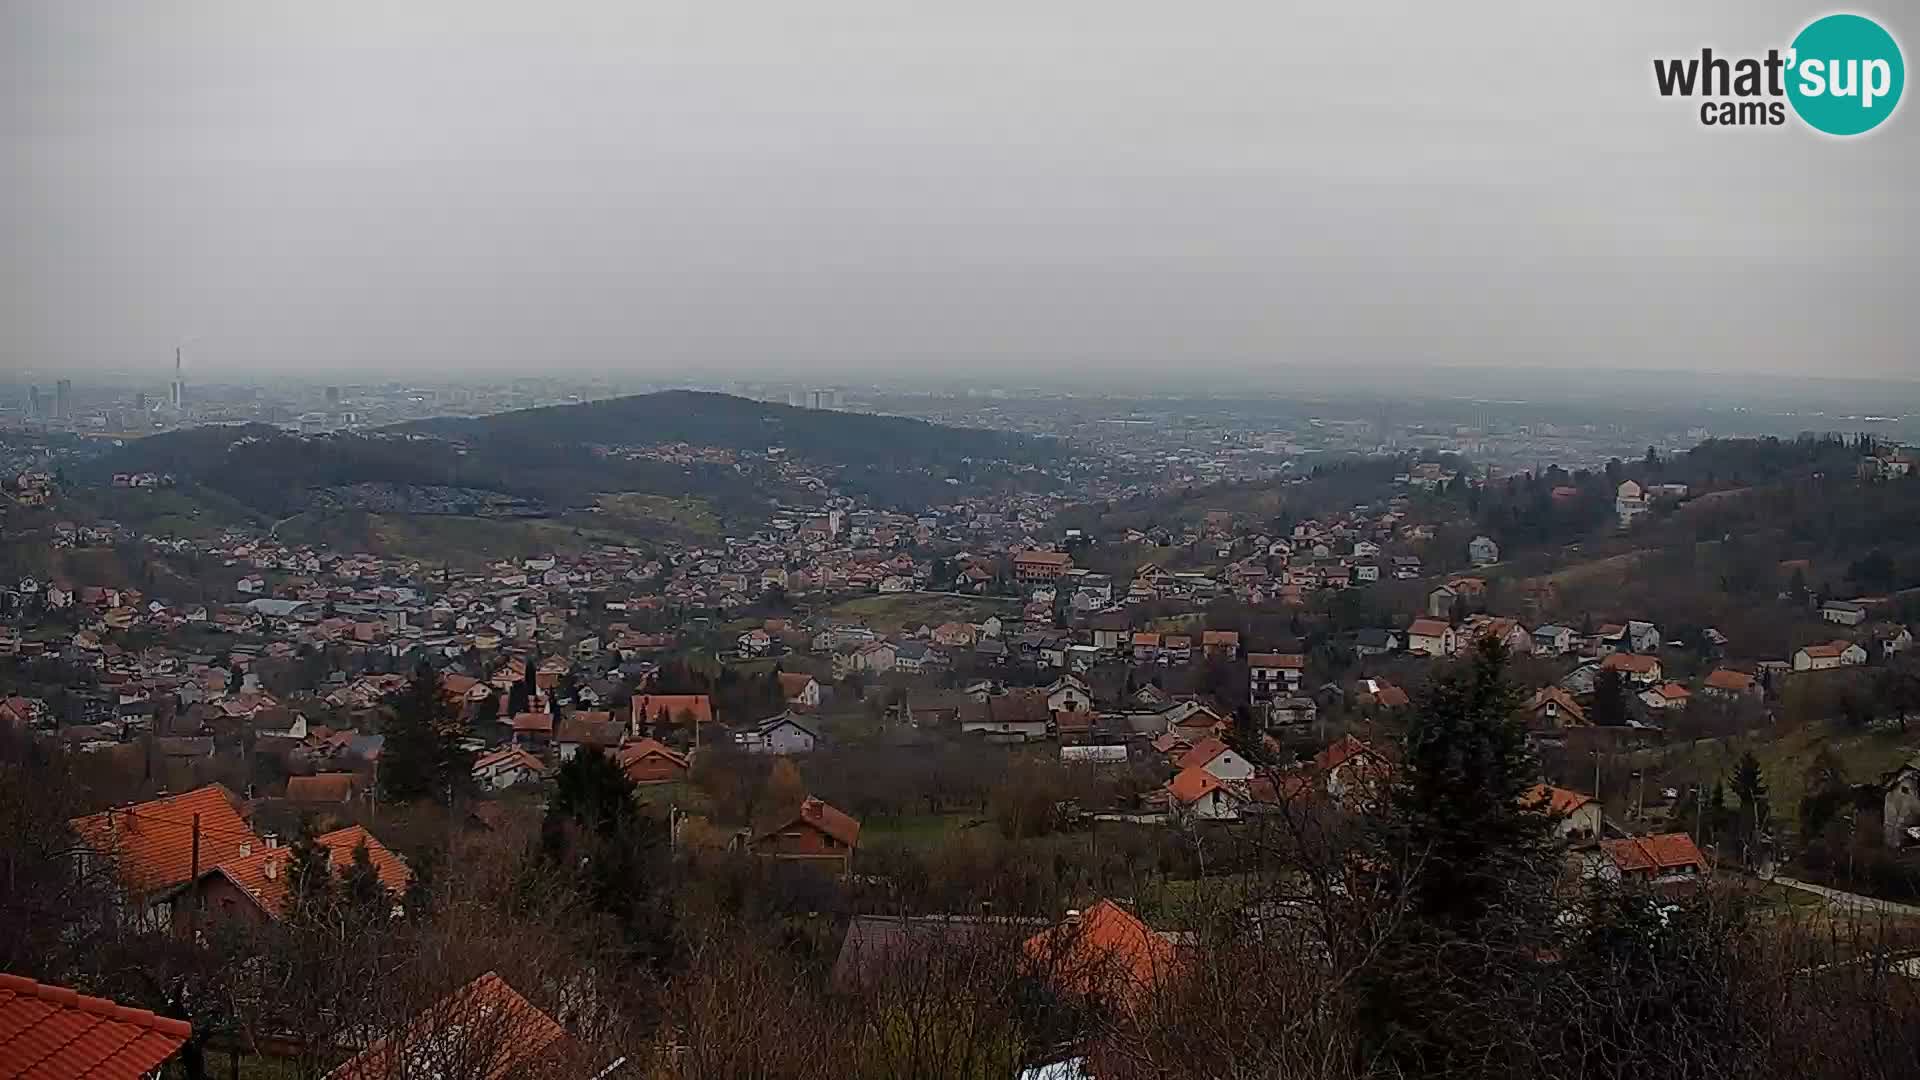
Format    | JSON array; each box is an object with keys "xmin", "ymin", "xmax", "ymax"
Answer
[
  {"xmin": 170, "ymin": 348, "xmax": 185, "ymax": 410},
  {"xmin": 26, "ymin": 386, "xmax": 42, "ymax": 419},
  {"xmin": 54, "ymin": 379, "xmax": 72, "ymax": 420},
  {"xmin": 325, "ymin": 386, "xmax": 340, "ymax": 407}
]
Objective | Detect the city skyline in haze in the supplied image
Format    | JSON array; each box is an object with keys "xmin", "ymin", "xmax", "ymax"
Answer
[{"xmin": 5, "ymin": 2, "xmax": 1915, "ymax": 380}]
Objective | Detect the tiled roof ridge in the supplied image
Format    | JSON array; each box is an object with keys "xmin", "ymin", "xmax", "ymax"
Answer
[{"xmin": 0, "ymin": 971, "xmax": 194, "ymax": 1041}]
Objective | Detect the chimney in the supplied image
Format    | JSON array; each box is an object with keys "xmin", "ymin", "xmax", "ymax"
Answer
[
  {"xmin": 237, "ymin": 841, "xmax": 252, "ymax": 857},
  {"xmin": 262, "ymin": 857, "xmax": 277, "ymax": 881},
  {"xmin": 264, "ymin": 832, "xmax": 280, "ymax": 849},
  {"xmin": 1064, "ymin": 908, "xmax": 1082, "ymax": 920}
]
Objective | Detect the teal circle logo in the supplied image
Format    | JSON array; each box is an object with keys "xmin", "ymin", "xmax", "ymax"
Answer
[{"xmin": 1787, "ymin": 14, "xmax": 1904, "ymax": 135}]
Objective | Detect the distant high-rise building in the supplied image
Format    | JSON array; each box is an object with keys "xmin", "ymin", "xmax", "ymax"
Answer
[
  {"xmin": 170, "ymin": 348, "xmax": 185, "ymax": 411},
  {"xmin": 325, "ymin": 386, "xmax": 340, "ymax": 406},
  {"xmin": 26, "ymin": 386, "xmax": 42, "ymax": 419},
  {"xmin": 135, "ymin": 392, "xmax": 148, "ymax": 412},
  {"xmin": 54, "ymin": 380, "xmax": 71, "ymax": 419},
  {"xmin": 806, "ymin": 388, "xmax": 841, "ymax": 410}
]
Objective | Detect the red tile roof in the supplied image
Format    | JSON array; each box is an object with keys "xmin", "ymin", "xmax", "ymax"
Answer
[
  {"xmin": 1012, "ymin": 549, "xmax": 1073, "ymax": 568},
  {"xmin": 1524, "ymin": 784, "xmax": 1595, "ymax": 816},
  {"xmin": 1166, "ymin": 766, "xmax": 1227, "ymax": 806},
  {"xmin": 1407, "ymin": 618, "xmax": 1451, "ymax": 638},
  {"xmin": 0, "ymin": 972, "xmax": 191, "ymax": 1079},
  {"xmin": 322, "ymin": 972, "xmax": 568, "ymax": 1080},
  {"xmin": 1600, "ymin": 833, "xmax": 1708, "ymax": 875},
  {"xmin": 1601, "ymin": 653, "xmax": 1659, "ymax": 674},
  {"xmin": 1175, "ymin": 737, "xmax": 1231, "ymax": 772},
  {"xmin": 1526, "ymin": 686, "xmax": 1589, "ymax": 726},
  {"xmin": 286, "ymin": 773, "xmax": 359, "ymax": 803},
  {"xmin": 1314, "ymin": 735, "xmax": 1377, "ymax": 773},
  {"xmin": 1799, "ymin": 640, "xmax": 1856, "ymax": 659},
  {"xmin": 509, "ymin": 712, "xmax": 554, "ymax": 735},
  {"xmin": 1704, "ymin": 669, "xmax": 1756, "ymax": 692},
  {"xmin": 616, "ymin": 738, "xmax": 689, "ymax": 771},
  {"xmin": 209, "ymin": 826, "xmax": 411, "ymax": 920},
  {"xmin": 1372, "ymin": 685, "xmax": 1411, "ymax": 708},
  {"xmin": 1247, "ymin": 652, "xmax": 1306, "ymax": 670},
  {"xmin": 69, "ymin": 785, "xmax": 258, "ymax": 895},
  {"xmin": 756, "ymin": 796, "xmax": 862, "ymax": 848},
  {"xmin": 630, "ymin": 694, "xmax": 713, "ymax": 727},
  {"xmin": 1150, "ymin": 731, "xmax": 1193, "ymax": 755},
  {"xmin": 1022, "ymin": 899, "xmax": 1180, "ymax": 1010}
]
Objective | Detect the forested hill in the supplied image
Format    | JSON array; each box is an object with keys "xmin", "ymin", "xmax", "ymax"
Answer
[
  {"xmin": 396, "ymin": 390, "xmax": 1061, "ymax": 468},
  {"xmin": 80, "ymin": 393, "xmax": 1063, "ymax": 519}
]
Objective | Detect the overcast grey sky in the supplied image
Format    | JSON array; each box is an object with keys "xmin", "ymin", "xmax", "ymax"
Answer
[{"xmin": 3, "ymin": 1, "xmax": 1914, "ymax": 381}]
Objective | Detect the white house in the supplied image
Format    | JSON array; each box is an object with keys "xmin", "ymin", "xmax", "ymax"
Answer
[
  {"xmin": 1178, "ymin": 737, "xmax": 1255, "ymax": 781},
  {"xmin": 1821, "ymin": 601, "xmax": 1868, "ymax": 627},
  {"xmin": 472, "ymin": 746, "xmax": 545, "ymax": 789},
  {"xmin": 1532, "ymin": 624, "xmax": 1576, "ymax": 656},
  {"xmin": 1247, "ymin": 653, "xmax": 1305, "ymax": 699},
  {"xmin": 737, "ymin": 711, "xmax": 818, "ymax": 754},
  {"xmin": 1793, "ymin": 640, "xmax": 1869, "ymax": 672},
  {"xmin": 1044, "ymin": 675, "xmax": 1094, "ymax": 714},
  {"xmin": 778, "ymin": 672, "xmax": 821, "ymax": 710},
  {"xmin": 1166, "ymin": 767, "xmax": 1245, "ymax": 821},
  {"xmin": 1616, "ymin": 480, "xmax": 1649, "ymax": 529},
  {"xmin": 1527, "ymin": 784, "xmax": 1604, "ymax": 841},
  {"xmin": 1405, "ymin": 619, "xmax": 1456, "ymax": 658},
  {"xmin": 1467, "ymin": 536, "xmax": 1501, "ymax": 567}
]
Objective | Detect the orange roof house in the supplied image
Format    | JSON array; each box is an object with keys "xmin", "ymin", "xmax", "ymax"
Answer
[
  {"xmin": 1704, "ymin": 669, "xmax": 1757, "ymax": 694},
  {"xmin": 752, "ymin": 796, "xmax": 861, "ymax": 872},
  {"xmin": 1596, "ymin": 833, "xmax": 1709, "ymax": 882},
  {"xmin": 1600, "ymin": 653, "xmax": 1661, "ymax": 677},
  {"xmin": 69, "ymin": 784, "xmax": 259, "ymax": 899},
  {"xmin": 0, "ymin": 972, "xmax": 192, "ymax": 1079},
  {"xmin": 630, "ymin": 694, "xmax": 714, "ymax": 731},
  {"xmin": 323, "ymin": 972, "xmax": 575, "ymax": 1080},
  {"xmin": 1175, "ymin": 736, "xmax": 1232, "ymax": 773},
  {"xmin": 1525, "ymin": 686, "xmax": 1589, "ymax": 728},
  {"xmin": 286, "ymin": 772, "xmax": 361, "ymax": 804},
  {"xmin": 1524, "ymin": 784, "xmax": 1596, "ymax": 816},
  {"xmin": 1165, "ymin": 765, "xmax": 1227, "ymax": 806},
  {"xmin": 617, "ymin": 738, "xmax": 690, "ymax": 785},
  {"xmin": 189, "ymin": 825, "xmax": 411, "ymax": 925},
  {"xmin": 1022, "ymin": 899, "xmax": 1182, "ymax": 1012},
  {"xmin": 777, "ymin": 672, "xmax": 820, "ymax": 707},
  {"xmin": 1201, "ymin": 629, "xmax": 1240, "ymax": 652}
]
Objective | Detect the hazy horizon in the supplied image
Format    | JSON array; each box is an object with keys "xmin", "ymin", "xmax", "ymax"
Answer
[{"xmin": 6, "ymin": 2, "xmax": 1916, "ymax": 380}]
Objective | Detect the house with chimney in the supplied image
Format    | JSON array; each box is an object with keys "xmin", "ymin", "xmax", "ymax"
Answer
[
  {"xmin": 751, "ymin": 796, "xmax": 861, "ymax": 874},
  {"xmin": 68, "ymin": 785, "xmax": 261, "ymax": 930}
]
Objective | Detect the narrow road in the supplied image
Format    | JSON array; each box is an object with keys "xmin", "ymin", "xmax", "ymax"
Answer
[{"xmin": 1771, "ymin": 875, "xmax": 1920, "ymax": 918}]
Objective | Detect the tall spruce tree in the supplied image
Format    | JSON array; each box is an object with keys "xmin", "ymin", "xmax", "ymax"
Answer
[
  {"xmin": 378, "ymin": 663, "xmax": 474, "ymax": 805},
  {"xmin": 1591, "ymin": 667, "xmax": 1631, "ymax": 727},
  {"xmin": 283, "ymin": 821, "xmax": 337, "ymax": 927},
  {"xmin": 549, "ymin": 747, "xmax": 639, "ymax": 839},
  {"xmin": 1359, "ymin": 636, "xmax": 1564, "ymax": 1075}
]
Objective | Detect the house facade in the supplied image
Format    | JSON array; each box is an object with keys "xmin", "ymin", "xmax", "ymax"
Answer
[
  {"xmin": 1405, "ymin": 619, "xmax": 1456, "ymax": 658},
  {"xmin": 752, "ymin": 796, "xmax": 860, "ymax": 874},
  {"xmin": 738, "ymin": 712, "xmax": 818, "ymax": 754},
  {"xmin": 1793, "ymin": 640, "xmax": 1868, "ymax": 671}
]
